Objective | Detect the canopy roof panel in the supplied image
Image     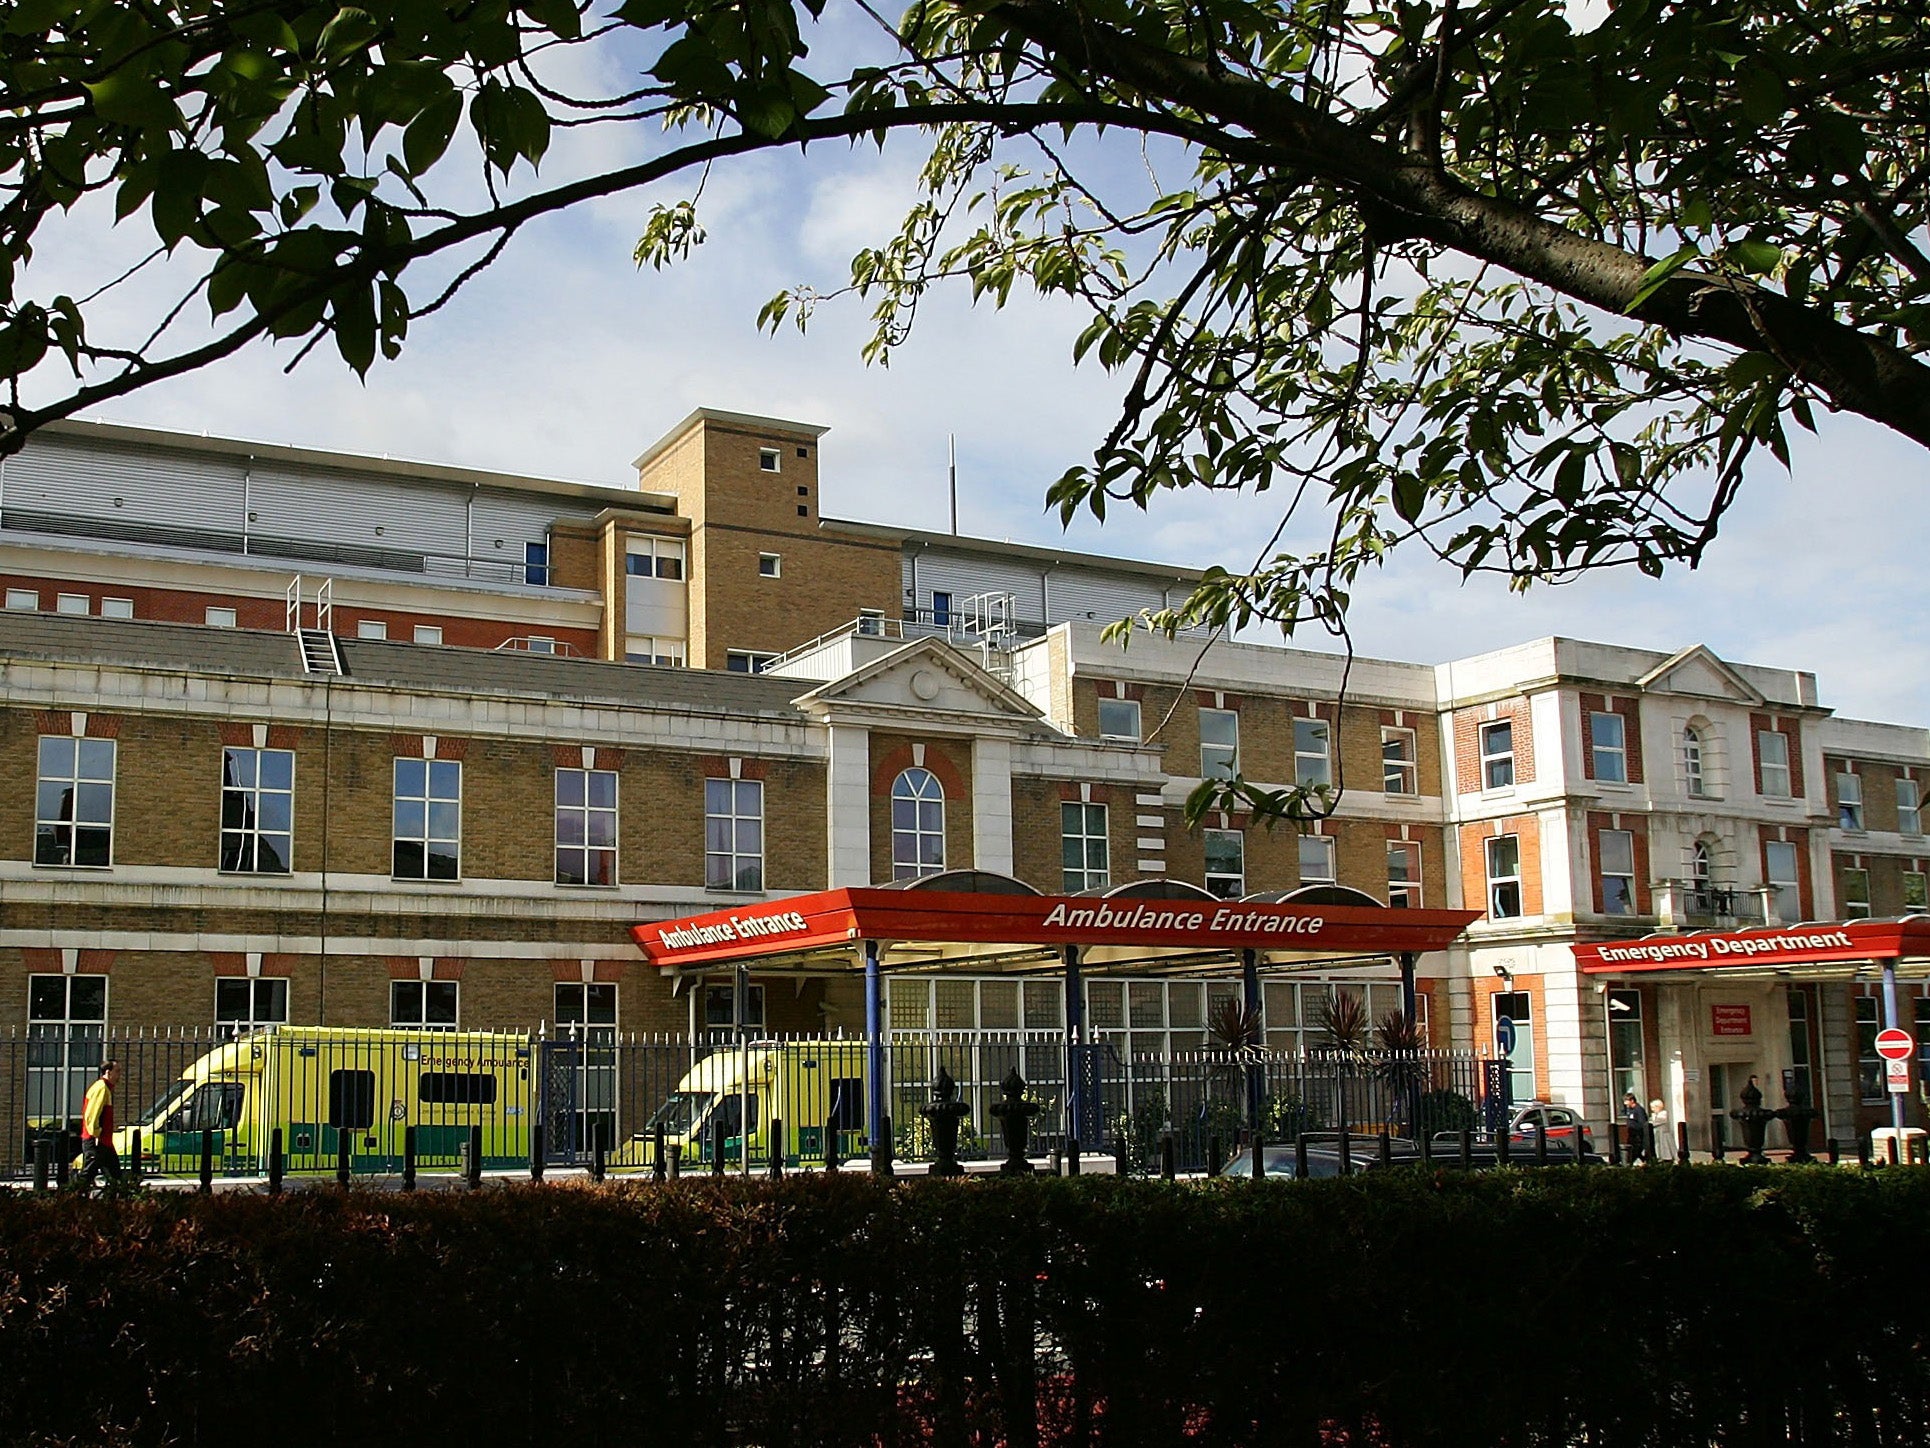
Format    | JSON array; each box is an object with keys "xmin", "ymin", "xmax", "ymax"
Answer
[
  {"xmin": 1575, "ymin": 917, "xmax": 1930, "ymax": 979},
  {"xmin": 632, "ymin": 886, "xmax": 1479, "ymax": 978}
]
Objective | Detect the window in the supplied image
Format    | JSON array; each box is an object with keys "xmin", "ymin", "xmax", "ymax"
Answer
[
  {"xmin": 101, "ymin": 597, "xmax": 134, "ymax": 619},
  {"xmin": 1098, "ymin": 698, "xmax": 1142, "ymax": 742},
  {"xmin": 1295, "ymin": 718, "xmax": 1332, "ymax": 790},
  {"xmin": 1298, "ymin": 833, "xmax": 1336, "ymax": 886},
  {"xmin": 1689, "ymin": 839, "xmax": 1715, "ymax": 911},
  {"xmin": 891, "ymin": 767, "xmax": 945, "ymax": 879},
  {"xmin": 526, "ymin": 636, "xmax": 555, "ymax": 654},
  {"xmin": 1492, "ymin": 991, "xmax": 1535, "ymax": 1104},
  {"xmin": 556, "ymin": 981, "xmax": 618, "ymax": 1037},
  {"xmin": 858, "ymin": 609, "xmax": 885, "ymax": 634},
  {"xmin": 1203, "ymin": 828, "xmax": 1244, "ymax": 898},
  {"xmin": 525, "ymin": 539, "xmax": 551, "ymax": 586},
  {"xmin": 1599, "ymin": 829, "xmax": 1636, "ymax": 915},
  {"xmin": 704, "ymin": 982, "xmax": 765, "ymax": 1031},
  {"xmin": 1759, "ymin": 730, "xmax": 1792, "ymax": 797},
  {"xmin": 418, "ymin": 1073, "xmax": 497, "ymax": 1105},
  {"xmin": 626, "ymin": 637, "xmax": 685, "ymax": 667},
  {"xmin": 1906, "ymin": 871, "xmax": 1928, "ymax": 911},
  {"xmin": 35, "ymin": 735, "xmax": 115, "ymax": 867},
  {"xmin": 1837, "ymin": 771, "xmax": 1864, "ymax": 831},
  {"xmin": 1856, "ymin": 996, "xmax": 1883, "ymax": 1103},
  {"xmin": 1200, "ymin": 708, "xmax": 1239, "ymax": 780},
  {"xmin": 1608, "ymin": 989, "xmax": 1643, "ymax": 1102},
  {"xmin": 413, "ymin": 625, "xmax": 442, "ymax": 646},
  {"xmin": 1382, "ymin": 728, "xmax": 1417, "ymax": 794},
  {"xmin": 220, "ymin": 746, "xmax": 294, "ymax": 873},
  {"xmin": 393, "ymin": 758, "xmax": 461, "ymax": 880},
  {"xmin": 625, "ymin": 538, "xmax": 685, "ymax": 579},
  {"xmin": 1765, "ymin": 839, "xmax": 1801, "ymax": 921},
  {"xmin": 5, "ymin": 588, "xmax": 37, "ymax": 610},
  {"xmin": 931, "ymin": 591, "xmax": 952, "ymax": 626},
  {"xmin": 1841, "ymin": 867, "xmax": 1872, "ymax": 919},
  {"xmin": 758, "ymin": 447, "xmax": 781, "ymax": 472},
  {"xmin": 1486, "ymin": 835, "xmax": 1523, "ymax": 918},
  {"xmin": 27, "ymin": 974, "xmax": 106, "ymax": 1130},
  {"xmin": 390, "ymin": 980, "xmax": 458, "ymax": 1029},
  {"xmin": 1590, "ymin": 711, "xmax": 1627, "ymax": 783},
  {"xmin": 1479, "ymin": 721, "xmax": 1515, "ymax": 790},
  {"xmin": 758, "ymin": 553, "xmax": 781, "ymax": 578},
  {"xmin": 1683, "ymin": 727, "xmax": 1706, "ymax": 797},
  {"xmin": 556, "ymin": 767, "xmax": 619, "ymax": 886},
  {"xmin": 206, "ymin": 606, "xmax": 236, "ymax": 627},
  {"xmin": 1786, "ymin": 986, "xmax": 1814, "ymax": 1107},
  {"xmin": 330, "ymin": 1070, "xmax": 377, "ymax": 1129},
  {"xmin": 216, "ymin": 978, "xmax": 289, "ymax": 1035},
  {"xmin": 56, "ymin": 593, "xmax": 88, "ymax": 615},
  {"xmin": 554, "ymin": 982, "xmax": 619, "ymax": 1148},
  {"xmin": 1387, "ymin": 841, "xmax": 1421, "ymax": 908},
  {"xmin": 726, "ymin": 650, "xmax": 779, "ymax": 674},
  {"xmin": 1901, "ymin": 779, "xmax": 1923, "ymax": 836},
  {"xmin": 705, "ymin": 778, "xmax": 764, "ymax": 891},
  {"xmin": 357, "ymin": 619, "xmax": 388, "ymax": 640},
  {"xmin": 1061, "ymin": 802, "xmax": 1109, "ymax": 892}
]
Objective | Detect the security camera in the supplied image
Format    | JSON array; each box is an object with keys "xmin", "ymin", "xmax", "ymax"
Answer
[{"xmin": 1492, "ymin": 962, "xmax": 1513, "ymax": 980}]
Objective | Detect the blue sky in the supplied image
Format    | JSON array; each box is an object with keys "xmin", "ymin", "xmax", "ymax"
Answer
[{"xmin": 29, "ymin": 14, "xmax": 1930, "ymax": 728}]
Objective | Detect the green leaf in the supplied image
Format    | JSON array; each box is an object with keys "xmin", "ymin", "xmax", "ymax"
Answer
[
  {"xmin": 402, "ymin": 89, "xmax": 463, "ymax": 176},
  {"xmin": 1625, "ymin": 245, "xmax": 1698, "ymax": 312}
]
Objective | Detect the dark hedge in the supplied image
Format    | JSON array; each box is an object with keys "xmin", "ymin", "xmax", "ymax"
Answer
[{"xmin": 1, "ymin": 1167, "xmax": 1927, "ymax": 1446}]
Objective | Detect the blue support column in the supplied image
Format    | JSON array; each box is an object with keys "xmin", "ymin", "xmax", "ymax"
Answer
[
  {"xmin": 1064, "ymin": 945, "xmax": 1084, "ymax": 1149},
  {"xmin": 1884, "ymin": 958, "xmax": 1906, "ymax": 1137},
  {"xmin": 1243, "ymin": 949, "xmax": 1263, "ymax": 1137},
  {"xmin": 865, "ymin": 941, "xmax": 886, "ymax": 1156},
  {"xmin": 1399, "ymin": 953, "xmax": 1418, "ymax": 1028}
]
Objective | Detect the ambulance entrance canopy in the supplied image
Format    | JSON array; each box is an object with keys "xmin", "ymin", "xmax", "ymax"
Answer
[
  {"xmin": 1574, "ymin": 916, "xmax": 1930, "ymax": 1135},
  {"xmin": 631, "ymin": 873, "xmax": 1480, "ymax": 1152}
]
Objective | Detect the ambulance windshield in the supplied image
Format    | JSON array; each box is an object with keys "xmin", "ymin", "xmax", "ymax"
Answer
[{"xmin": 645, "ymin": 1092, "xmax": 712, "ymax": 1136}]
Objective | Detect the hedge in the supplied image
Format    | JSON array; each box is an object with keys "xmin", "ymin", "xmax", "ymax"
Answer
[{"xmin": 1, "ymin": 1168, "xmax": 1927, "ymax": 1446}]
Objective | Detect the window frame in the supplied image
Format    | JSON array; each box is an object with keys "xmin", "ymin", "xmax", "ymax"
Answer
[
  {"xmin": 725, "ymin": 650, "xmax": 779, "ymax": 674},
  {"xmin": 357, "ymin": 619, "xmax": 388, "ymax": 640},
  {"xmin": 1837, "ymin": 770, "xmax": 1864, "ymax": 831},
  {"xmin": 1905, "ymin": 870, "xmax": 1929, "ymax": 912},
  {"xmin": 27, "ymin": 972, "xmax": 108, "ymax": 1129},
  {"xmin": 390, "ymin": 979, "xmax": 459, "ymax": 1030},
  {"xmin": 1590, "ymin": 710, "xmax": 1628, "ymax": 784},
  {"xmin": 1097, "ymin": 697, "xmax": 1142, "ymax": 742},
  {"xmin": 215, "ymin": 977, "xmax": 290, "ymax": 1036},
  {"xmin": 1683, "ymin": 726, "xmax": 1706, "ymax": 798},
  {"xmin": 1598, "ymin": 828, "xmax": 1637, "ymax": 916},
  {"xmin": 705, "ymin": 777, "xmax": 765, "ymax": 892},
  {"xmin": 1485, "ymin": 834, "xmax": 1523, "ymax": 918},
  {"xmin": 1381, "ymin": 727, "xmax": 1418, "ymax": 795},
  {"xmin": 1061, "ymin": 801, "xmax": 1110, "ymax": 893},
  {"xmin": 34, "ymin": 734, "xmax": 116, "ymax": 869},
  {"xmin": 758, "ymin": 447, "xmax": 782, "ymax": 473},
  {"xmin": 1294, "ymin": 717, "xmax": 1332, "ymax": 790},
  {"xmin": 555, "ymin": 765, "xmax": 620, "ymax": 887},
  {"xmin": 1840, "ymin": 866, "xmax": 1872, "ymax": 919},
  {"xmin": 1203, "ymin": 827, "xmax": 1245, "ymax": 899},
  {"xmin": 1900, "ymin": 779, "xmax": 1923, "ymax": 836},
  {"xmin": 758, "ymin": 552, "xmax": 782, "ymax": 578},
  {"xmin": 1297, "ymin": 833, "xmax": 1337, "ymax": 887},
  {"xmin": 1199, "ymin": 707, "xmax": 1239, "ymax": 780},
  {"xmin": 525, "ymin": 539, "xmax": 551, "ymax": 586},
  {"xmin": 205, "ymin": 606, "xmax": 237, "ymax": 628},
  {"xmin": 1759, "ymin": 729, "xmax": 1792, "ymax": 798},
  {"xmin": 5, "ymin": 587, "xmax": 37, "ymax": 610},
  {"xmin": 392, "ymin": 757, "xmax": 462, "ymax": 882},
  {"xmin": 890, "ymin": 767, "xmax": 946, "ymax": 881},
  {"xmin": 219, "ymin": 745, "xmax": 295, "ymax": 875},
  {"xmin": 1386, "ymin": 840, "xmax": 1422, "ymax": 908},
  {"xmin": 1764, "ymin": 839, "xmax": 1801, "ymax": 921},
  {"xmin": 1479, "ymin": 720, "xmax": 1515, "ymax": 790}
]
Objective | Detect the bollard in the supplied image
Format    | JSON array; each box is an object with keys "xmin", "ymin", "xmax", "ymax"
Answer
[
  {"xmin": 1459, "ymin": 1129, "xmax": 1472, "ymax": 1170},
  {"xmin": 1067, "ymin": 1136, "xmax": 1080, "ymax": 1176},
  {"xmin": 768, "ymin": 1118, "xmax": 783, "ymax": 1180},
  {"xmin": 712, "ymin": 1115, "xmax": 728, "ymax": 1177},
  {"xmin": 590, "ymin": 1138, "xmax": 606, "ymax": 1183},
  {"xmin": 667, "ymin": 1142, "xmax": 683, "ymax": 1179},
  {"xmin": 466, "ymin": 1124, "xmax": 484, "ymax": 1189},
  {"xmin": 1295, "ymin": 1132, "xmax": 1309, "ymax": 1179},
  {"xmin": 32, "ymin": 1137, "xmax": 51, "ymax": 1192},
  {"xmin": 1251, "ymin": 1133, "xmax": 1264, "ymax": 1180},
  {"xmin": 1379, "ymin": 1131, "xmax": 1393, "ymax": 1169},
  {"xmin": 1857, "ymin": 1135, "xmax": 1872, "ymax": 1169},
  {"xmin": 1112, "ymin": 1132, "xmax": 1127, "ymax": 1178},
  {"xmin": 130, "ymin": 1129, "xmax": 142, "ymax": 1188},
  {"xmin": 871, "ymin": 1113, "xmax": 895, "ymax": 1179},
  {"xmin": 1608, "ymin": 1122, "xmax": 1622, "ymax": 1166},
  {"xmin": 1419, "ymin": 1128, "xmax": 1433, "ymax": 1165},
  {"xmin": 56, "ymin": 1133, "xmax": 70, "ymax": 1188},
  {"xmin": 402, "ymin": 1126, "xmax": 417, "ymax": 1192},
  {"xmin": 337, "ymin": 1134, "xmax": 352, "ymax": 1188},
  {"xmin": 1677, "ymin": 1120, "xmax": 1690, "ymax": 1163},
  {"xmin": 268, "ymin": 1128, "xmax": 284, "ymax": 1196},
  {"xmin": 1159, "ymin": 1130, "xmax": 1176, "ymax": 1181},
  {"xmin": 530, "ymin": 1123, "xmax": 545, "ymax": 1183},
  {"xmin": 1646, "ymin": 1123, "xmax": 1658, "ymax": 1162},
  {"xmin": 200, "ymin": 1129, "xmax": 215, "ymax": 1195},
  {"xmin": 824, "ymin": 1128, "xmax": 839, "ymax": 1173},
  {"xmin": 652, "ymin": 1124, "xmax": 666, "ymax": 1182},
  {"xmin": 1827, "ymin": 1136, "xmax": 1840, "ymax": 1167},
  {"xmin": 1535, "ymin": 1123, "xmax": 1548, "ymax": 1167},
  {"xmin": 1338, "ymin": 1128, "xmax": 1353, "ymax": 1176},
  {"xmin": 1496, "ymin": 1128, "xmax": 1511, "ymax": 1167},
  {"xmin": 1047, "ymin": 1147, "xmax": 1061, "ymax": 1177},
  {"xmin": 1713, "ymin": 1121, "xmax": 1726, "ymax": 1162},
  {"xmin": 1206, "ymin": 1135, "xmax": 1223, "ymax": 1178}
]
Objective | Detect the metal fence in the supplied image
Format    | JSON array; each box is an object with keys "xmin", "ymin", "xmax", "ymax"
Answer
[{"xmin": 0, "ymin": 1026, "xmax": 1494, "ymax": 1181}]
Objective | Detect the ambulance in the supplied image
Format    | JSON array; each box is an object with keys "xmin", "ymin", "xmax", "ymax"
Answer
[
  {"xmin": 116, "ymin": 1026, "xmax": 535, "ymax": 1177},
  {"xmin": 632, "ymin": 1039, "xmax": 869, "ymax": 1169}
]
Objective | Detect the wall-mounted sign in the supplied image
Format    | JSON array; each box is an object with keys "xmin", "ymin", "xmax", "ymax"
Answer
[{"xmin": 1710, "ymin": 1003, "xmax": 1752, "ymax": 1037}]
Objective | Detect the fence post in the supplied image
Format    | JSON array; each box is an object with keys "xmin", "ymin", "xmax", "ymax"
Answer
[
  {"xmin": 200, "ymin": 1129, "xmax": 215, "ymax": 1195},
  {"xmin": 337, "ymin": 1133, "xmax": 352, "ymax": 1188},
  {"xmin": 268, "ymin": 1128, "xmax": 283, "ymax": 1196},
  {"xmin": 402, "ymin": 1126, "xmax": 417, "ymax": 1192},
  {"xmin": 1458, "ymin": 1128, "xmax": 1472, "ymax": 1169},
  {"xmin": 769, "ymin": 1118, "xmax": 783, "ymax": 1180},
  {"xmin": 130, "ymin": 1129, "xmax": 142, "ymax": 1188},
  {"xmin": 712, "ymin": 1116, "xmax": 727, "ymax": 1177},
  {"xmin": 32, "ymin": 1137, "xmax": 50, "ymax": 1192},
  {"xmin": 467, "ymin": 1124, "xmax": 484, "ymax": 1189},
  {"xmin": 652, "ymin": 1123, "xmax": 666, "ymax": 1182},
  {"xmin": 1206, "ymin": 1135, "xmax": 1222, "ymax": 1178},
  {"xmin": 1158, "ymin": 1129, "xmax": 1175, "ymax": 1181},
  {"xmin": 531, "ymin": 1123, "xmax": 546, "ymax": 1183}
]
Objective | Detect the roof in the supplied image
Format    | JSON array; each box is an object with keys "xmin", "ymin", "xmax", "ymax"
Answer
[
  {"xmin": 1574, "ymin": 918, "xmax": 1930, "ymax": 979},
  {"xmin": 823, "ymin": 517, "xmax": 1207, "ymax": 586},
  {"xmin": 630, "ymin": 408, "xmax": 831, "ymax": 472}
]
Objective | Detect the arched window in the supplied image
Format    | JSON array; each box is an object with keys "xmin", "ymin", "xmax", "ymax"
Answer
[
  {"xmin": 1683, "ymin": 726, "xmax": 1706, "ymax": 797},
  {"xmin": 891, "ymin": 767, "xmax": 945, "ymax": 879}
]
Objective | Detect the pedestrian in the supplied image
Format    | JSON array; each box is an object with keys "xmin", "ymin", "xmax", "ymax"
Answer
[
  {"xmin": 75, "ymin": 1059, "xmax": 121, "ymax": 1195},
  {"xmin": 1622, "ymin": 1091, "xmax": 1650, "ymax": 1164},
  {"xmin": 1649, "ymin": 1098, "xmax": 1674, "ymax": 1162}
]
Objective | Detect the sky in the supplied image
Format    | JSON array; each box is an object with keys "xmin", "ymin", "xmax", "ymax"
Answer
[{"xmin": 21, "ymin": 10, "xmax": 1930, "ymax": 728}]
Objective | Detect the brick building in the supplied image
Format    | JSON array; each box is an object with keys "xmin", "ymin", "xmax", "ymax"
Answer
[{"xmin": 2, "ymin": 410, "xmax": 1922, "ymax": 1147}]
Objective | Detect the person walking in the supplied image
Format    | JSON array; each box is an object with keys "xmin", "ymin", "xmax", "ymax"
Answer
[
  {"xmin": 76, "ymin": 1059, "xmax": 121, "ymax": 1194},
  {"xmin": 1622, "ymin": 1091, "xmax": 1651, "ymax": 1164},
  {"xmin": 1649, "ymin": 1098, "xmax": 1674, "ymax": 1162}
]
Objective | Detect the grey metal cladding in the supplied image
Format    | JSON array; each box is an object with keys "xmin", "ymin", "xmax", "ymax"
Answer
[
  {"xmin": 3, "ymin": 435, "xmax": 247, "ymax": 544},
  {"xmin": 470, "ymin": 485, "xmax": 597, "ymax": 553},
  {"xmin": 1049, "ymin": 568, "xmax": 1169, "ymax": 626},
  {"xmin": 247, "ymin": 462, "xmax": 470, "ymax": 560},
  {"xmin": 908, "ymin": 550, "xmax": 1050, "ymax": 625}
]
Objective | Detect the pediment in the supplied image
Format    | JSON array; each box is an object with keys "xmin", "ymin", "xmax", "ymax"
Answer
[
  {"xmin": 1636, "ymin": 645, "xmax": 1765, "ymax": 706},
  {"xmin": 790, "ymin": 638, "xmax": 1044, "ymax": 724}
]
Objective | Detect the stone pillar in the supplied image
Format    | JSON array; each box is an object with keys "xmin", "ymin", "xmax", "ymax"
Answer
[
  {"xmin": 827, "ymin": 723, "xmax": 871, "ymax": 887},
  {"xmin": 972, "ymin": 736, "xmax": 1014, "ymax": 875}
]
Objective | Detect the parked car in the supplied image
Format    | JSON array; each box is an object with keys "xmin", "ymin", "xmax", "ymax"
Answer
[
  {"xmin": 1219, "ymin": 1136, "xmax": 1421, "ymax": 1179},
  {"xmin": 1505, "ymin": 1103, "xmax": 1594, "ymax": 1154}
]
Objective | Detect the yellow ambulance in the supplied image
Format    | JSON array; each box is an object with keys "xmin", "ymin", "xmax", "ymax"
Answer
[{"xmin": 631, "ymin": 1039, "xmax": 869, "ymax": 1169}]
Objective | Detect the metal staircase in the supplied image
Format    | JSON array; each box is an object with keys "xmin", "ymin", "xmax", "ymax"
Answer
[{"xmin": 287, "ymin": 575, "xmax": 344, "ymax": 676}]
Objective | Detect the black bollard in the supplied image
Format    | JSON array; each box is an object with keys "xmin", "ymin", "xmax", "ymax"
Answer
[
  {"xmin": 1646, "ymin": 1123, "xmax": 1658, "ymax": 1162},
  {"xmin": 872, "ymin": 1113, "xmax": 896, "ymax": 1179},
  {"xmin": 467, "ymin": 1124, "xmax": 484, "ymax": 1189},
  {"xmin": 768, "ymin": 1118, "xmax": 783, "ymax": 1180},
  {"xmin": 652, "ymin": 1124, "xmax": 666, "ymax": 1182},
  {"xmin": 1295, "ymin": 1132, "xmax": 1310, "ymax": 1179},
  {"xmin": 200, "ymin": 1129, "xmax": 215, "ymax": 1195},
  {"xmin": 1858, "ymin": 1136, "xmax": 1872, "ymax": 1169},
  {"xmin": 268, "ymin": 1128, "xmax": 283, "ymax": 1196},
  {"xmin": 1112, "ymin": 1132, "xmax": 1127, "ymax": 1178},
  {"xmin": 1379, "ymin": 1131, "xmax": 1393, "ymax": 1168},
  {"xmin": 1713, "ymin": 1119, "xmax": 1726, "ymax": 1162},
  {"xmin": 667, "ymin": 1142, "xmax": 683, "ymax": 1179},
  {"xmin": 1497, "ymin": 1128, "xmax": 1511, "ymax": 1167},
  {"xmin": 1067, "ymin": 1136, "xmax": 1080, "ymax": 1176},
  {"xmin": 590, "ymin": 1134, "xmax": 606, "ymax": 1184},
  {"xmin": 1159, "ymin": 1129, "xmax": 1176, "ymax": 1180},
  {"xmin": 531, "ymin": 1123, "xmax": 545, "ymax": 1183},
  {"xmin": 1419, "ymin": 1128, "xmax": 1433, "ymax": 1165},
  {"xmin": 402, "ymin": 1126, "xmax": 417, "ymax": 1192},
  {"xmin": 824, "ymin": 1127, "xmax": 839, "ymax": 1173},
  {"xmin": 1459, "ymin": 1129, "xmax": 1472, "ymax": 1170},
  {"xmin": 712, "ymin": 1115, "xmax": 728, "ymax": 1176},
  {"xmin": 1338, "ymin": 1128, "xmax": 1352, "ymax": 1176},
  {"xmin": 337, "ymin": 1133, "xmax": 352, "ymax": 1188},
  {"xmin": 55, "ymin": 1133, "xmax": 70, "ymax": 1188},
  {"xmin": 1608, "ymin": 1122, "xmax": 1622, "ymax": 1166},
  {"xmin": 1827, "ymin": 1136, "xmax": 1840, "ymax": 1166},
  {"xmin": 1251, "ymin": 1133, "xmax": 1264, "ymax": 1180},
  {"xmin": 1677, "ymin": 1120, "xmax": 1690, "ymax": 1162},
  {"xmin": 1535, "ymin": 1123, "xmax": 1548, "ymax": 1167},
  {"xmin": 1206, "ymin": 1135, "xmax": 1223, "ymax": 1178},
  {"xmin": 130, "ymin": 1129, "xmax": 142, "ymax": 1188},
  {"xmin": 32, "ymin": 1137, "xmax": 50, "ymax": 1192}
]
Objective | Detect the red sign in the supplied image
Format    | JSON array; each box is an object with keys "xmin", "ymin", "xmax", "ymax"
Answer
[
  {"xmin": 1875, "ymin": 1027, "xmax": 1915, "ymax": 1062},
  {"xmin": 1710, "ymin": 1004, "xmax": 1752, "ymax": 1037},
  {"xmin": 1576, "ymin": 918, "xmax": 1930, "ymax": 975}
]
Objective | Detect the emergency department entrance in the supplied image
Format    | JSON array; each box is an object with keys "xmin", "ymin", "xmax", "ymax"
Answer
[{"xmin": 633, "ymin": 873, "xmax": 1478, "ymax": 1166}]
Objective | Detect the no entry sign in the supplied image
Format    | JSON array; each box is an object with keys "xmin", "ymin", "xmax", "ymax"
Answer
[{"xmin": 1875, "ymin": 1028, "xmax": 1915, "ymax": 1062}]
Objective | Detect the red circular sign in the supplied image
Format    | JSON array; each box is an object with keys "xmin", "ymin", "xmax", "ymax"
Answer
[{"xmin": 1876, "ymin": 1027, "xmax": 1916, "ymax": 1062}]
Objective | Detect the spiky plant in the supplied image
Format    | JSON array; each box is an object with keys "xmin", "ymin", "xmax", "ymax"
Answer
[{"xmin": 1317, "ymin": 989, "xmax": 1370, "ymax": 1054}]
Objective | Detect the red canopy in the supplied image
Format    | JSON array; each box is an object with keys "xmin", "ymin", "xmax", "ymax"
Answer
[{"xmin": 1574, "ymin": 918, "xmax": 1930, "ymax": 977}]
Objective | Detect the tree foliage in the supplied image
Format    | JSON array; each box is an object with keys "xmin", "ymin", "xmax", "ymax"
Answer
[{"xmin": 4, "ymin": 0, "xmax": 1928, "ymax": 819}]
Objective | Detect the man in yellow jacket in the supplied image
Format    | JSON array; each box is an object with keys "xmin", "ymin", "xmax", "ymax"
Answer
[{"xmin": 76, "ymin": 1059, "xmax": 121, "ymax": 1194}]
